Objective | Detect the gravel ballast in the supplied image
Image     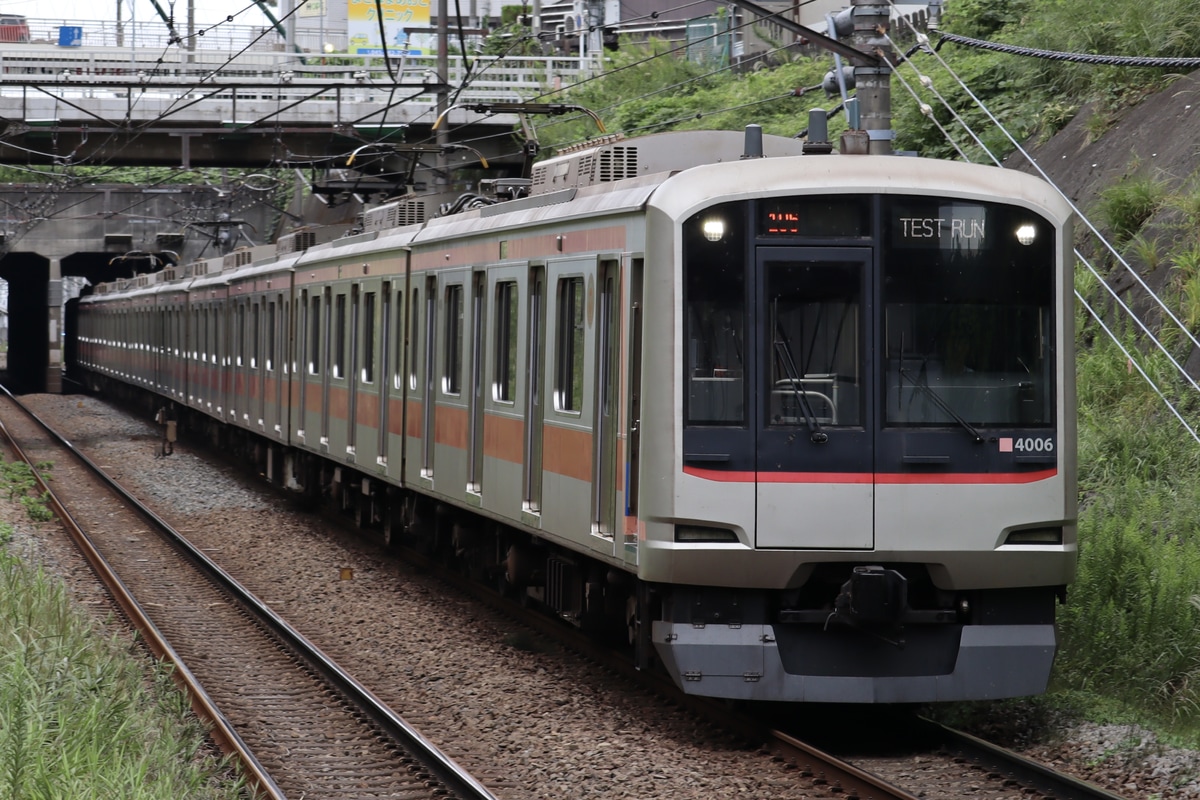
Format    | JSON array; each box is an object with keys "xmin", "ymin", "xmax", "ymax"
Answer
[{"xmin": 9, "ymin": 392, "xmax": 1200, "ymax": 799}]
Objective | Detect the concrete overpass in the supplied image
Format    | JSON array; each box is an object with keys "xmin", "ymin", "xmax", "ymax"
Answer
[
  {"xmin": 0, "ymin": 43, "xmax": 593, "ymax": 393},
  {"xmin": 0, "ymin": 45, "xmax": 589, "ymax": 170}
]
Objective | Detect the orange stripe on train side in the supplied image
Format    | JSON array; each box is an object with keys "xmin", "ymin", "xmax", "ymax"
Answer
[
  {"xmin": 543, "ymin": 424, "xmax": 592, "ymax": 482},
  {"xmin": 405, "ymin": 400, "xmax": 423, "ymax": 438},
  {"xmin": 435, "ymin": 404, "xmax": 469, "ymax": 449},
  {"xmin": 304, "ymin": 380, "xmax": 322, "ymax": 410},
  {"xmin": 683, "ymin": 466, "xmax": 1057, "ymax": 484},
  {"xmin": 484, "ymin": 413, "xmax": 524, "ymax": 464},
  {"xmin": 356, "ymin": 391, "xmax": 379, "ymax": 426},
  {"xmin": 388, "ymin": 396, "xmax": 406, "ymax": 436},
  {"xmin": 328, "ymin": 384, "xmax": 349, "ymax": 418}
]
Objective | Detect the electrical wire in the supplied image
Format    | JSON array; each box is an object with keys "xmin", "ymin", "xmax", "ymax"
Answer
[
  {"xmin": 907, "ymin": 25, "xmax": 1200, "ymax": 356},
  {"xmin": 886, "ymin": 8, "xmax": 1200, "ymax": 440},
  {"xmin": 374, "ymin": 0, "xmax": 398, "ymax": 82},
  {"xmin": 529, "ymin": 4, "xmax": 802, "ymax": 105},
  {"xmin": 410, "ymin": 3, "xmax": 810, "ymax": 161},
  {"xmin": 935, "ymin": 30, "xmax": 1200, "ymax": 68},
  {"xmin": 534, "ymin": 39, "xmax": 817, "ymax": 137},
  {"xmin": 615, "ymin": 89, "xmax": 805, "ymax": 137}
]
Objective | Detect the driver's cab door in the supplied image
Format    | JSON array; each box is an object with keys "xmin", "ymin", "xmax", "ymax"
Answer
[{"xmin": 754, "ymin": 247, "xmax": 874, "ymax": 550}]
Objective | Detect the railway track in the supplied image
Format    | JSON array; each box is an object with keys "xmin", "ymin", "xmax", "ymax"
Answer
[
  {"xmin": 0, "ymin": 388, "xmax": 497, "ymax": 800},
  {"xmin": 1, "ymin": 390, "xmax": 1137, "ymax": 800},
  {"xmin": 393, "ymin": 531, "xmax": 1132, "ymax": 800}
]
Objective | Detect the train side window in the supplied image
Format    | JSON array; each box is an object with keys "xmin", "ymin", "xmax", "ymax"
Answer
[
  {"xmin": 390, "ymin": 287, "xmax": 402, "ymax": 391},
  {"xmin": 555, "ymin": 276, "xmax": 585, "ymax": 413},
  {"xmin": 408, "ymin": 287, "xmax": 420, "ymax": 391},
  {"xmin": 334, "ymin": 293, "xmax": 347, "ymax": 379},
  {"xmin": 281, "ymin": 298, "xmax": 290, "ymax": 375},
  {"xmin": 494, "ymin": 280, "xmax": 517, "ymax": 403},
  {"xmin": 189, "ymin": 307, "xmax": 197, "ymax": 361},
  {"xmin": 251, "ymin": 303, "xmax": 260, "ymax": 369},
  {"xmin": 444, "ymin": 284, "xmax": 463, "ymax": 395},
  {"xmin": 298, "ymin": 290, "xmax": 308, "ymax": 375},
  {"xmin": 309, "ymin": 295, "xmax": 321, "ymax": 375},
  {"xmin": 267, "ymin": 301, "xmax": 276, "ymax": 372},
  {"xmin": 233, "ymin": 304, "xmax": 242, "ymax": 367},
  {"xmin": 200, "ymin": 306, "xmax": 209, "ymax": 365},
  {"xmin": 363, "ymin": 291, "xmax": 376, "ymax": 384},
  {"xmin": 209, "ymin": 307, "xmax": 218, "ymax": 364}
]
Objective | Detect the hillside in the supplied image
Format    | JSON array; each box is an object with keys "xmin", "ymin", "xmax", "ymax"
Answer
[{"xmin": 1012, "ymin": 70, "xmax": 1200, "ymax": 210}]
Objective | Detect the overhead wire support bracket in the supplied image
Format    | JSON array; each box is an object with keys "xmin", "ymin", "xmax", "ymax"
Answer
[
  {"xmin": 346, "ymin": 142, "xmax": 489, "ymax": 169},
  {"xmin": 432, "ymin": 102, "xmax": 606, "ymax": 132},
  {"xmin": 147, "ymin": 0, "xmax": 184, "ymax": 45},
  {"xmin": 722, "ymin": 0, "xmax": 880, "ymax": 66}
]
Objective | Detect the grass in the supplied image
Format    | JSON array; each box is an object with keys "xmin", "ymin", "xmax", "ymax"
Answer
[
  {"xmin": 1095, "ymin": 174, "xmax": 1168, "ymax": 246},
  {"xmin": 0, "ymin": 456, "xmax": 246, "ymax": 799},
  {"xmin": 1048, "ymin": 313, "xmax": 1200, "ymax": 740}
]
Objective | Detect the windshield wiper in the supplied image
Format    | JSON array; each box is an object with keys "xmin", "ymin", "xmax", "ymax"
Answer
[
  {"xmin": 774, "ymin": 326, "xmax": 828, "ymax": 444},
  {"xmin": 899, "ymin": 367, "xmax": 984, "ymax": 443}
]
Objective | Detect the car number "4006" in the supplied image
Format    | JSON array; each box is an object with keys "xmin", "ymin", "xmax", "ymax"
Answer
[{"xmin": 1004, "ymin": 436, "xmax": 1054, "ymax": 453}]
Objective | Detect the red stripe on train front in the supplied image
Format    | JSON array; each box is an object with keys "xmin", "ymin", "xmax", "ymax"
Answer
[{"xmin": 683, "ymin": 466, "xmax": 1057, "ymax": 484}]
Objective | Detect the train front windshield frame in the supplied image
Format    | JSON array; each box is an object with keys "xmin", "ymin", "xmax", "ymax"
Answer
[
  {"xmin": 682, "ymin": 194, "xmax": 1057, "ymax": 433},
  {"xmin": 881, "ymin": 196, "xmax": 1056, "ymax": 428}
]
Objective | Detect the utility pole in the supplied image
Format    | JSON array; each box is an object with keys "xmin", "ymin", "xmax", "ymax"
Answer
[
  {"xmin": 850, "ymin": 0, "xmax": 893, "ymax": 154},
  {"xmin": 187, "ymin": 0, "xmax": 196, "ymax": 62},
  {"xmin": 116, "ymin": 0, "xmax": 135, "ymax": 47},
  {"xmin": 436, "ymin": 0, "xmax": 449, "ymax": 190},
  {"xmin": 283, "ymin": 0, "xmax": 297, "ymax": 53}
]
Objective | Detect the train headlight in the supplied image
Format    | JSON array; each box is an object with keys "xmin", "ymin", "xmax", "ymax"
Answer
[
  {"xmin": 1015, "ymin": 224, "xmax": 1037, "ymax": 245},
  {"xmin": 701, "ymin": 218, "xmax": 726, "ymax": 242}
]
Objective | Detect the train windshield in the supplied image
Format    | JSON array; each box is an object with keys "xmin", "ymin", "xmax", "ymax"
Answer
[
  {"xmin": 685, "ymin": 201, "xmax": 748, "ymax": 426},
  {"xmin": 682, "ymin": 195, "xmax": 1057, "ymax": 432},
  {"xmin": 766, "ymin": 257, "xmax": 862, "ymax": 428},
  {"xmin": 882, "ymin": 197, "xmax": 1056, "ymax": 428}
]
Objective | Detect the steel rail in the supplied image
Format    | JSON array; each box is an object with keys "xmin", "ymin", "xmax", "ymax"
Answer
[
  {"xmin": 0, "ymin": 386, "xmax": 499, "ymax": 800},
  {"xmin": 767, "ymin": 728, "xmax": 922, "ymax": 800},
  {"xmin": 919, "ymin": 716, "xmax": 1131, "ymax": 800},
  {"xmin": 0, "ymin": 387, "xmax": 286, "ymax": 800},
  {"xmin": 395, "ymin": 540, "xmax": 921, "ymax": 800}
]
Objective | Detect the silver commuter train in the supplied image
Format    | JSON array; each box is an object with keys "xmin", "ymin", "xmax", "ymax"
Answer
[{"xmin": 75, "ymin": 127, "xmax": 1077, "ymax": 703}]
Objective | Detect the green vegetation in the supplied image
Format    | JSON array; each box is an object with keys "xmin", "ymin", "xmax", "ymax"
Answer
[
  {"xmin": 1059, "ymin": 330, "xmax": 1200, "ymax": 719},
  {"xmin": 534, "ymin": 0, "xmax": 1190, "ymax": 160},
  {"xmin": 536, "ymin": 43, "xmax": 832, "ymax": 151},
  {"xmin": 2, "ymin": 460, "xmax": 53, "ymax": 523},
  {"xmin": 0, "ymin": 458, "xmax": 245, "ymax": 798},
  {"xmin": 1097, "ymin": 174, "xmax": 1169, "ymax": 245},
  {"xmin": 543, "ymin": 0, "xmax": 1200, "ymax": 744}
]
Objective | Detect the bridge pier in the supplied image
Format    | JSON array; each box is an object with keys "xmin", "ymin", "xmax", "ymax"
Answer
[
  {"xmin": 47, "ymin": 257, "xmax": 62, "ymax": 394},
  {"xmin": 1, "ymin": 254, "xmax": 52, "ymax": 394}
]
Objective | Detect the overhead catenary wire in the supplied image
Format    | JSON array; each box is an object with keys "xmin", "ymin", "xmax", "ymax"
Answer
[
  {"xmin": 885, "ymin": 26, "xmax": 1200, "ymax": 397},
  {"xmin": 905, "ymin": 24, "xmax": 1200, "ymax": 356},
  {"xmin": 884, "ymin": 8, "xmax": 1200, "ymax": 441},
  {"xmin": 934, "ymin": 30, "xmax": 1200, "ymax": 69}
]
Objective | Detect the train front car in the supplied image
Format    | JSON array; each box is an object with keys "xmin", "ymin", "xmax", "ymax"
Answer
[{"xmin": 640, "ymin": 154, "xmax": 1076, "ymax": 703}]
